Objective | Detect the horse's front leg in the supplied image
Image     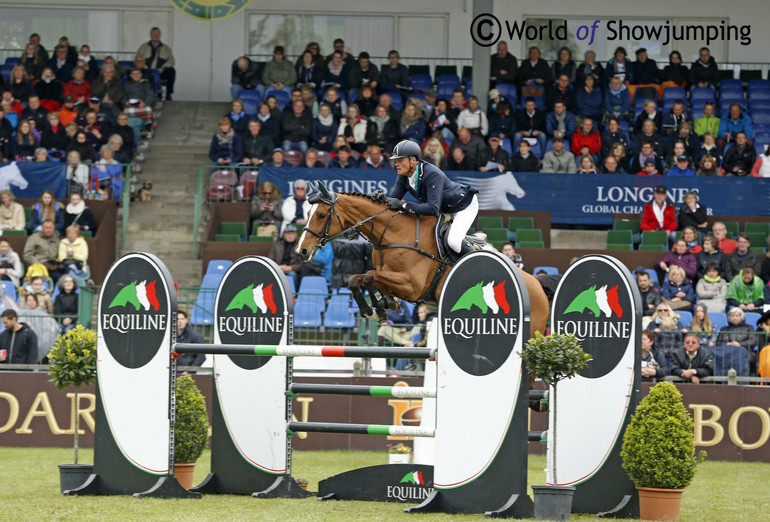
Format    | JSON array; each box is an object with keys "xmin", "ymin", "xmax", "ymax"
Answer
[
  {"xmin": 348, "ymin": 273, "xmax": 375, "ymax": 319},
  {"xmin": 363, "ymin": 270, "xmax": 413, "ymax": 322}
]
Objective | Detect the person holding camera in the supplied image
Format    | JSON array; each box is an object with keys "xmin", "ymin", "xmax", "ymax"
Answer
[{"xmin": 250, "ymin": 181, "xmax": 283, "ymax": 239}]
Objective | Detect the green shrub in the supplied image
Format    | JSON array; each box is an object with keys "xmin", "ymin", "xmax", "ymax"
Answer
[
  {"xmin": 47, "ymin": 325, "xmax": 97, "ymax": 390},
  {"xmin": 621, "ymin": 382, "xmax": 706, "ymax": 489},
  {"xmin": 174, "ymin": 375, "xmax": 209, "ymax": 464},
  {"xmin": 520, "ymin": 332, "xmax": 592, "ymax": 387}
]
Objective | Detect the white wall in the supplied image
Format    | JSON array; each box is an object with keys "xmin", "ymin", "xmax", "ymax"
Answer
[{"xmin": 0, "ymin": 0, "xmax": 767, "ymax": 101}]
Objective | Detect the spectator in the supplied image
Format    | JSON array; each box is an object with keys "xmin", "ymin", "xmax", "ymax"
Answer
[
  {"xmin": 322, "ymin": 51, "xmax": 349, "ymax": 93},
  {"xmin": 694, "ymin": 102, "xmax": 720, "ymax": 138},
  {"xmin": 378, "ymin": 297, "xmax": 418, "ymax": 347},
  {"xmin": 353, "ymin": 85, "xmax": 376, "ymax": 118},
  {"xmin": 688, "ymin": 304, "xmax": 717, "ymax": 348},
  {"xmin": 90, "ymin": 144, "xmax": 124, "ymax": 202},
  {"xmin": 28, "ymin": 189, "xmax": 64, "ymax": 235},
  {"xmin": 0, "ymin": 237, "xmax": 22, "ymax": 288},
  {"xmin": 490, "ymin": 41, "xmax": 518, "ymax": 85},
  {"xmin": 81, "ymin": 109, "xmax": 109, "ymax": 151},
  {"xmin": 48, "ymin": 45, "xmax": 74, "ymax": 83},
  {"xmin": 369, "ymin": 104, "xmax": 399, "ymax": 152},
  {"xmin": 696, "ymin": 237, "xmax": 726, "ymax": 280},
  {"xmin": 295, "ymin": 42, "xmax": 324, "ymax": 69},
  {"xmin": 667, "ymin": 154, "xmax": 695, "ymax": 176},
  {"xmin": 53, "ymin": 275, "xmax": 79, "ymax": 334},
  {"xmin": 282, "ymin": 99, "xmax": 312, "ymax": 153},
  {"xmin": 552, "ymin": 47, "xmax": 577, "ymax": 85},
  {"xmin": 422, "ymin": 137, "xmax": 447, "ymax": 170},
  {"xmin": 601, "ymin": 155, "xmax": 624, "ymax": 174},
  {"xmin": 577, "ymin": 154, "xmax": 598, "ymax": 174},
  {"xmin": 176, "ymin": 310, "xmax": 205, "ymax": 372},
  {"xmin": 40, "ymin": 112, "xmax": 67, "ymax": 153},
  {"xmin": 633, "ymin": 99, "xmax": 661, "ymax": 135},
  {"xmin": 636, "ymin": 269, "xmax": 661, "ymax": 317},
  {"xmin": 661, "ymin": 99, "xmax": 689, "ymax": 135},
  {"xmin": 546, "ymin": 73, "xmax": 577, "ymax": 114},
  {"xmin": 678, "ymin": 226, "xmax": 703, "ymax": 254},
  {"xmin": 487, "ymin": 100, "xmax": 514, "ymax": 141},
  {"xmin": 280, "ymin": 179, "xmax": 310, "ymax": 234},
  {"xmin": 723, "ymin": 132, "xmax": 756, "ymax": 177},
  {"xmin": 324, "ymin": 38, "xmax": 355, "ymax": 67},
  {"xmin": 755, "ymin": 311, "xmax": 770, "ymax": 354},
  {"xmin": 268, "ymin": 224, "xmax": 302, "ymax": 288},
  {"xmin": 28, "ymin": 33, "xmax": 48, "ymax": 64},
  {"xmin": 380, "ymin": 49, "xmax": 410, "ymax": 93},
  {"xmin": 641, "ymin": 329, "xmax": 669, "ymax": 382},
  {"xmin": 456, "ymin": 96, "xmax": 488, "ymax": 137},
  {"xmin": 62, "ymin": 192, "xmax": 97, "ymax": 234},
  {"xmin": 77, "ymin": 46, "xmax": 98, "ymax": 82},
  {"xmin": 58, "ymin": 224, "xmax": 89, "ymax": 282},
  {"xmin": 646, "ymin": 302, "xmax": 686, "ymax": 364},
  {"xmin": 13, "ymin": 119, "xmax": 37, "ymax": 158},
  {"xmin": 348, "ymin": 52, "xmax": 379, "ymax": 97},
  {"xmin": 689, "ymin": 47, "xmax": 719, "ymax": 89},
  {"xmin": 576, "ymin": 73, "xmax": 603, "ymax": 121},
  {"xmin": 660, "ymin": 264, "xmax": 695, "ymax": 311},
  {"xmin": 136, "ymin": 27, "xmax": 175, "ymax": 100},
  {"xmin": 727, "ymin": 267, "xmax": 764, "ymax": 312},
  {"xmin": 659, "ymin": 237, "xmax": 697, "ymax": 280},
  {"xmin": 711, "ymin": 222, "xmax": 738, "ymax": 254},
  {"xmin": 253, "ymin": 101, "xmax": 280, "ymax": 145},
  {"xmin": 631, "ymin": 118, "xmax": 665, "ymax": 157},
  {"xmin": 446, "ymin": 146, "xmax": 472, "ymax": 171},
  {"xmin": 632, "ymin": 47, "xmax": 660, "ymax": 88},
  {"xmin": 112, "ymin": 113, "xmax": 137, "ymax": 157},
  {"xmin": 571, "ymin": 117, "xmax": 601, "ymax": 160},
  {"xmin": 295, "ymin": 51, "xmax": 322, "ymax": 90},
  {"xmin": 499, "ymin": 242, "xmax": 523, "ymax": 268},
  {"xmin": 546, "ymin": 100, "xmax": 576, "ymax": 142},
  {"xmin": 209, "ymin": 116, "xmax": 243, "ymax": 166},
  {"xmin": 725, "ymin": 234, "xmax": 762, "ymax": 281},
  {"xmin": 56, "ymin": 95, "xmax": 80, "ymax": 127},
  {"xmin": 0, "ymin": 309, "xmax": 37, "ymax": 364},
  {"xmin": 239, "ymin": 120, "xmax": 272, "ymax": 167},
  {"xmin": 230, "ymin": 56, "xmax": 261, "ymax": 100},
  {"xmin": 541, "ymin": 136, "xmax": 576, "ymax": 173},
  {"xmin": 108, "ymin": 134, "xmax": 130, "ymax": 164},
  {"xmin": 671, "ymin": 333, "xmax": 713, "ymax": 383},
  {"xmin": 629, "ymin": 141, "xmax": 663, "ymax": 174},
  {"xmin": 378, "ymin": 92, "xmax": 401, "ymax": 121},
  {"xmin": 641, "ymin": 184, "xmax": 676, "ymax": 237},
  {"xmin": 361, "ymin": 143, "xmax": 388, "ymax": 169},
  {"xmin": 8, "ymin": 66, "xmax": 33, "ymax": 104},
  {"xmin": 449, "ymin": 127, "xmax": 487, "ymax": 167},
  {"xmin": 677, "ymin": 191, "xmax": 708, "ymax": 235},
  {"xmin": 398, "ymin": 103, "xmax": 426, "ymax": 146},
  {"xmin": 21, "ymin": 293, "xmax": 59, "ymax": 357},
  {"xmin": 449, "ymin": 88, "xmax": 467, "ymax": 116},
  {"xmin": 311, "ymin": 102, "xmax": 338, "ymax": 152},
  {"xmin": 0, "ymin": 190, "xmax": 25, "ymax": 232},
  {"xmin": 262, "ymin": 45, "xmax": 296, "ymax": 96},
  {"xmin": 696, "ymin": 263, "xmax": 728, "ymax": 313},
  {"xmin": 23, "ymin": 219, "xmax": 61, "ymax": 280},
  {"xmin": 223, "ymin": 99, "xmax": 250, "ymax": 138},
  {"xmin": 661, "ymin": 50, "xmax": 689, "ymax": 90},
  {"xmin": 605, "ymin": 46, "xmax": 634, "ymax": 84},
  {"xmin": 696, "ymin": 154, "xmax": 723, "ymax": 176},
  {"xmin": 697, "ymin": 131, "xmax": 724, "ymax": 165},
  {"xmin": 719, "ymin": 103, "xmax": 754, "ymax": 148},
  {"xmin": 91, "ymin": 65, "xmax": 125, "ymax": 111},
  {"xmin": 513, "ymin": 97, "xmax": 546, "ymax": 153},
  {"xmin": 329, "ymin": 144, "xmax": 357, "ymax": 168},
  {"xmin": 510, "ymin": 139, "xmax": 539, "ymax": 172},
  {"xmin": 102, "ymin": 56, "xmax": 127, "ymax": 80},
  {"xmin": 62, "ymin": 67, "xmax": 91, "ymax": 106},
  {"xmin": 322, "ymin": 87, "xmax": 347, "ymax": 120},
  {"xmin": 476, "ymin": 136, "xmax": 509, "ymax": 171},
  {"xmin": 600, "ymin": 118, "xmax": 628, "ymax": 159},
  {"xmin": 338, "ymin": 103, "xmax": 371, "ymax": 153},
  {"xmin": 265, "ymin": 147, "xmax": 289, "ymax": 168},
  {"xmin": 63, "ymin": 150, "xmax": 88, "ymax": 194},
  {"xmin": 19, "ymin": 274, "xmax": 53, "ymax": 313},
  {"xmin": 517, "ymin": 46, "xmax": 552, "ymax": 87},
  {"xmin": 717, "ymin": 308, "xmax": 758, "ymax": 366},
  {"xmin": 751, "ymin": 146, "xmax": 770, "ymax": 177},
  {"xmin": 604, "ymin": 76, "xmax": 631, "ymax": 123},
  {"xmin": 250, "ymin": 181, "xmax": 282, "ymax": 238},
  {"xmin": 20, "ymin": 43, "xmax": 46, "ymax": 81},
  {"xmin": 576, "ymin": 50, "xmax": 605, "ymax": 87}
]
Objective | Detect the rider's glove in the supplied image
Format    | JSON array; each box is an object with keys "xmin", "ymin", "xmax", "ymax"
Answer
[{"xmin": 387, "ymin": 198, "xmax": 404, "ymax": 211}]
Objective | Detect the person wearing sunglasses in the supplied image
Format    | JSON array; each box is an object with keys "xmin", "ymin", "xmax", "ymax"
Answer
[
  {"xmin": 646, "ymin": 302, "xmax": 687, "ymax": 364},
  {"xmin": 250, "ymin": 181, "xmax": 283, "ymax": 239}
]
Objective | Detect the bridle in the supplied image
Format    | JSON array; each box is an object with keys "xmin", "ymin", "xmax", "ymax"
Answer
[{"xmin": 304, "ymin": 189, "xmax": 390, "ymax": 249}]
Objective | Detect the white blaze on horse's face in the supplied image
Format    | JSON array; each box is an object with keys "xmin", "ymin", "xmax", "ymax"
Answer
[
  {"xmin": 595, "ymin": 285, "xmax": 612, "ymax": 318},
  {"xmin": 297, "ymin": 203, "xmax": 319, "ymax": 260}
]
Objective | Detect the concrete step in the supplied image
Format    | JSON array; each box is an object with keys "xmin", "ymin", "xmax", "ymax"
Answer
[{"xmin": 551, "ymin": 230, "xmax": 606, "ymax": 250}]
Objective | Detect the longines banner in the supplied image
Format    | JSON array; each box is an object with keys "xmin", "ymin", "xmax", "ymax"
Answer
[
  {"xmin": 1, "ymin": 373, "xmax": 769, "ymax": 462},
  {"xmin": 258, "ymin": 166, "xmax": 770, "ymax": 225}
]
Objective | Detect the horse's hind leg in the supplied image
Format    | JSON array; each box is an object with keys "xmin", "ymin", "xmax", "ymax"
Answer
[
  {"xmin": 348, "ymin": 274, "xmax": 374, "ymax": 319},
  {"xmin": 362, "ymin": 272, "xmax": 389, "ymax": 322}
]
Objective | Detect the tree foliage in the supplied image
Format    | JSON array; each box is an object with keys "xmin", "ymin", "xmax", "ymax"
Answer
[
  {"xmin": 520, "ymin": 331, "xmax": 592, "ymax": 387},
  {"xmin": 174, "ymin": 375, "xmax": 209, "ymax": 464},
  {"xmin": 47, "ymin": 325, "xmax": 97, "ymax": 390}
]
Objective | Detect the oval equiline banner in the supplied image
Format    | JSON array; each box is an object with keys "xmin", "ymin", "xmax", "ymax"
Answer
[
  {"xmin": 433, "ymin": 250, "xmax": 531, "ymax": 512},
  {"xmin": 97, "ymin": 252, "xmax": 176, "ymax": 476},
  {"xmin": 548, "ymin": 255, "xmax": 641, "ymax": 514},
  {"xmin": 212, "ymin": 256, "xmax": 293, "ymax": 480}
]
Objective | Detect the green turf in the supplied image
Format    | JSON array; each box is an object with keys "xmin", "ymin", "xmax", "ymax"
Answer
[{"xmin": 0, "ymin": 447, "xmax": 766, "ymax": 520}]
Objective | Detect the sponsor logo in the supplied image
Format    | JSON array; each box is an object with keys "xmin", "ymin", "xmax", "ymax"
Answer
[
  {"xmin": 225, "ymin": 283, "xmax": 277, "ymax": 313},
  {"xmin": 400, "ymin": 471, "xmax": 426, "ymax": 485},
  {"xmin": 108, "ymin": 280, "xmax": 160, "ymax": 311},
  {"xmin": 386, "ymin": 472, "xmax": 433, "ymax": 501},
  {"xmin": 565, "ymin": 284, "xmax": 623, "ymax": 318},
  {"xmin": 218, "ymin": 282, "xmax": 282, "ymax": 337},
  {"xmin": 450, "ymin": 281, "xmax": 510, "ymax": 314}
]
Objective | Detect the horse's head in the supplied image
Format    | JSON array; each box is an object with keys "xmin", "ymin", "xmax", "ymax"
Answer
[{"xmin": 296, "ymin": 181, "xmax": 343, "ymax": 261}]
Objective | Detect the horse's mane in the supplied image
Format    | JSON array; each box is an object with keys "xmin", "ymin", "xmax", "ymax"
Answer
[{"xmin": 337, "ymin": 191, "xmax": 389, "ymax": 205}]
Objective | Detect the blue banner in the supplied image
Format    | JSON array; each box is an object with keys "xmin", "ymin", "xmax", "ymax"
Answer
[
  {"xmin": 259, "ymin": 167, "xmax": 770, "ymax": 225},
  {"xmin": 1, "ymin": 161, "xmax": 68, "ymax": 199}
]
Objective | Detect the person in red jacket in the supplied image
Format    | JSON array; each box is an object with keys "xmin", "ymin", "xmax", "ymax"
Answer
[
  {"xmin": 641, "ymin": 185, "xmax": 677, "ymax": 241},
  {"xmin": 571, "ymin": 117, "xmax": 602, "ymax": 160}
]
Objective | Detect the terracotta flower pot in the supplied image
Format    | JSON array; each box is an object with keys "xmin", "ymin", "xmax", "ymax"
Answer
[
  {"xmin": 637, "ymin": 486, "xmax": 684, "ymax": 520},
  {"xmin": 174, "ymin": 462, "xmax": 196, "ymax": 490}
]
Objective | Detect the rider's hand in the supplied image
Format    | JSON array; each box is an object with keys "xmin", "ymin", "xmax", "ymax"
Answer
[{"xmin": 387, "ymin": 198, "xmax": 404, "ymax": 211}]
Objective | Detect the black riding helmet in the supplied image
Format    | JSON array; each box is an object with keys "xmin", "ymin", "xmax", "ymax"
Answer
[{"xmin": 390, "ymin": 140, "xmax": 422, "ymax": 163}]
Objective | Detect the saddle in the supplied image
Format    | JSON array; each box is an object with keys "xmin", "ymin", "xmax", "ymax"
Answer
[{"xmin": 435, "ymin": 214, "xmax": 488, "ymax": 265}]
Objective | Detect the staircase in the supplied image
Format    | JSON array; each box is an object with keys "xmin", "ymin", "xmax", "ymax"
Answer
[{"xmin": 122, "ymin": 101, "xmax": 229, "ymax": 288}]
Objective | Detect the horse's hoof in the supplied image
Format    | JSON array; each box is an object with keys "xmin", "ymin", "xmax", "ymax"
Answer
[
  {"xmin": 385, "ymin": 297, "xmax": 399, "ymax": 311},
  {"xmin": 362, "ymin": 308, "xmax": 376, "ymax": 320},
  {"xmin": 376, "ymin": 310, "xmax": 388, "ymax": 323}
]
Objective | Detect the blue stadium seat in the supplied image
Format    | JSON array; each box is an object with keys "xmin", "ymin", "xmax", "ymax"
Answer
[
  {"xmin": 205, "ymin": 259, "xmax": 233, "ymax": 277},
  {"xmin": 691, "ymin": 87, "xmax": 717, "ymax": 106},
  {"xmin": 645, "ymin": 269, "xmax": 659, "ymax": 286},
  {"xmin": 297, "ymin": 276, "xmax": 328, "ymax": 309},
  {"xmin": 545, "ymin": 139, "xmax": 571, "ymax": 153},
  {"xmin": 719, "ymin": 93, "xmax": 744, "ymax": 110},
  {"xmin": 747, "ymin": 79, "xmax": 770, "ymax": 94},
  {"xmin": 239, "ymin": 89, "xmax": 262, "ymax": 116},
  {"xmin": 750, "ymin": 100, "xmax": 770, "ymax": 112},
  {"xmin": 437, "ymin": 84, "xmax": 460, "ymax": 99},
  {"xmin": 265, "ymin": 89, "xmax": 291, "ymax": 110},
  {"xmin": 0, "ymin": 64, "xmax": 13, "ymax": 81},
  {"xmin": 720, "ymin": 78, "xmax": 742, "ymax": 91},
  {"xmin": 336, "ymin": 287, "xmax": 359, "ymax": 313},
  {"xmin": 532, "ymin": 266, "xmax": 559, "ymax": 275},
  {"xmin": 711, "ymin": 344, "xmax": 749, "ymax": 377},
  {"xmin": 3, "ymin": 57, "xmax": 20, "ymax": 66},
  {"xmin": 410, "ymin": 74, "xmax": 433, "ymax": 91},
  {"xmin": 495, "ymin": 83, "xmax": 518, "ymax": 107},
  {"xmin": 436, "ymin": 74, "xmax": 460, "ymax": 88},
  {"xmin": 662, "ymin": 87, "xmax": 686, "ymax": 102},
  {"xmin": 752, "ymin": 111, "xmax": 770, "ymax": 125},
  {"xmin": 294, "ymin": 301, "xmax": 323, "ymax": 327},
  {"xmin": 708, "ymin": 312, "xmax": 728, "ymax": 331},
  {"xmin": 500, "ymin": 138, "xmax": 513, "ymax": 156},
  {"xmin": 748, "ymin": 90, "xmax": 770, "ymax": 102},
  {"xmin": 719, "ymin": 84, "xmax": 743, "ymax": 97},
  {"xmin": 677, "ymin": 311, "xmax": 693, "ymax": 326},
  {"xmin": 323, "ymin": 295, "xmax": 357, "ymax": 327},
  {"xmin": 190, "ymin": 274, "xmax": 222, "ymax": 325},
  {"xmin": 386, "ymin": 92, "xmax": 403, "ymax": 112},
  {"xmin": 118, "ymin": 60, "xmax": 133, "ymax": 70},
  {"xmin": 744, "ymin": 312, "xmax": 761, "ymax": 329},
  {"xmin": 1, "ymin": 281, "xmax": 17, "ymax": 302},
  {"xmin": 464, "ymin": 77, "xmax": 473, "ymax": 96},
  {"xmin": 618, "ymin": 121, "xmax": 631, "ymax": 143}
]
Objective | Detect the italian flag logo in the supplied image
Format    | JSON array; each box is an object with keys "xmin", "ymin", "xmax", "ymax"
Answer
[
  {"xmin": 564, "ymin": 284, "xmax": 623, "ymax": 318},
  {"xmin": 450, "ymin": 281, "xmax": 510, "ymax": 314},
  {"xmin": 400, "ymin": 470, "xmax": 426, "ymax": 485},
  {"xmin": 108, "ymin": 280, "xmax": 160, "ymax": 311},
  {"xmin": 225, "ymin": 283, "xmax": 277, "ymax": 314}
]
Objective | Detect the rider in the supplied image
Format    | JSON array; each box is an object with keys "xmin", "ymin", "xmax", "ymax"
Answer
[{"xmin": 387, "ymin": 140, "xmax": 479, "ymax": 255}]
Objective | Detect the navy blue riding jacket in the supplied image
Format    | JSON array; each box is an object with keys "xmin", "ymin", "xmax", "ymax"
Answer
[{"xmin": 389, "ymin": 161, "xmax": 477, "ymax": 216}]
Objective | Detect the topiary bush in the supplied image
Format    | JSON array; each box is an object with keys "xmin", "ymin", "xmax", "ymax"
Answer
[
  {"xmin": 174, "ymin": 374, "xmax": 209, "ymax": 464},
  {"xmin": 621, "ymin": 382, "xmax": 706, "ymax": 489}
]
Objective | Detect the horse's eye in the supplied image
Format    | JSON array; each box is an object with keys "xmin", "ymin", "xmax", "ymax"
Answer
[{"xmin": 317, "ymin": 212, "xmax": 326, "ymax": 219}]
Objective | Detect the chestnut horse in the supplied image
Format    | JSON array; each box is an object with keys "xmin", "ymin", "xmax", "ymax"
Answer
[{"xmin": 296, "ymin": 184, "xmax": 550, "ymax": 336}]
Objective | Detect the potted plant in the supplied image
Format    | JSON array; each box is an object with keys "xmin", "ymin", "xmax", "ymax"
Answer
[
  {"xmin": 295, "ymin": 477, "xmax": 309, "ymax": 490},
  {"xmin": 520, "ymin": 332, "xmax": 592, "ymax": 521},
  {"xmin": 47, "ymin": 325, "xmax": 97, "ymax": 493},
  {"xmin": 621, "ymin": 382, "xmax": 706, "ymax": 520},
  {"xmin": 387, "ymin": 442, "xmax": 412, "ymax": 464},
  {"xmin": 173, "ymin": 374, "xmax": 210, "ymax": 489}
]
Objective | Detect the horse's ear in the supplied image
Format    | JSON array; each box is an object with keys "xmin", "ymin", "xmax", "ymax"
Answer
[{"xmin": 317, "ymin": 181, "xmax": 331, "ymax": 199}]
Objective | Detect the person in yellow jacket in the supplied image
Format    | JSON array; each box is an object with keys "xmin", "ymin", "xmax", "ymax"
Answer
[
  {"xmin": 693, "ymin": 102, "xmax": 720, "ymax": 138},
  {"xmin": 58, "ymin": 225, "xmax": 89, "ymax": 282}
]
